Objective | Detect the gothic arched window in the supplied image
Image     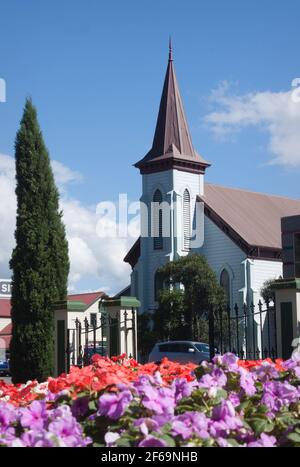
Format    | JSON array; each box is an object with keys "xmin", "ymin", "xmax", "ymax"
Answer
[
  {"xmin": 183, "ymin": 189, "xmax": 191, "ymax": 251},
  {"xmin": 220, "ymin": 269, "xmax": 231, "ymax": 306},
  {"xmin": 154, "ymin": 270, "xmax": 164, "ymax": 302},
  {"xmin": 153, "ymin": 189, "xmax": 163, "ymax": 250}
]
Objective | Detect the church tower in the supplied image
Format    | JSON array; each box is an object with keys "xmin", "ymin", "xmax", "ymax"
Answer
[{"xmin": 133, "ymin": 42, "xmax": 210, "ymax": 313}]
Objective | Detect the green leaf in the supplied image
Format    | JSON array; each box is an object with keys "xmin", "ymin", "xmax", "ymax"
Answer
[
  {"xmin": 116, "ymin": 437, "xmax": 133, "ymax": 447},
  {"xmin": 287, "ymin": 433, "xmax": 300, "ymax": 444},
  {"xmin": 88, "ymin": 400, "xmax": 98, "ymax": 412},
  {"xmin": 160, "ymin": 435, "xmax": 176, "ymax": 447},
  {"xmin": 227, "ymin": 438, "xmax": 241, "ymax": 447},
  {"xmin": 248, "ymin": 418, "xmax": 274, "ymax": 435}
]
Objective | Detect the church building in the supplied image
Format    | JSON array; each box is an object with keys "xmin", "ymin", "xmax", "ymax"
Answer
[{"xmin": 124, "ymin": 44, "xmax": 300, "ymax": 315}]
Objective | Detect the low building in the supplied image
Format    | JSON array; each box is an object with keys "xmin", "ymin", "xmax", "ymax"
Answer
[{"xmin": 0, "ymin": 290, "xmax": 106, "ymax": 359}]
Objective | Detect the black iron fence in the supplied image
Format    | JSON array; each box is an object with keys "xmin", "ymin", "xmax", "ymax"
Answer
[
  {"xmin": 66, "ymin": 310, "xmax": 136, "ymax": 371},
  {"xmin": 208, "ymin": 300, "xmax": 277, "ymax": 360}
]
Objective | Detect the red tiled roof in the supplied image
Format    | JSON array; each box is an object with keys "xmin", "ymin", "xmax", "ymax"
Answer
[
  {"xmin": 0, "ymin": 292, "xmax": 106, "ymax": 318},
  {"xmin": 0, "ymin": 299, "xmax": 11, "ymax": 317},
  {"xmin": 67, "ymin": 292, "xmax": 105, "ymax": 307}
]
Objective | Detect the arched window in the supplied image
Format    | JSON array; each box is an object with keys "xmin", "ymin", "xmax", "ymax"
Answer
[
  {"xmin": 154, "ymin": 270, "xmax": 164, "ymax": 302},
  {"xmin": 220, "ymin": 269, "xmax": 231, "ymax": 306},
  {"xmin": 153, "ymin": 189, "xmax": 163, "ymax": 250},
  {"xmin": 183, "ymin": 189, "xmax": 191, "ymax": 251}
]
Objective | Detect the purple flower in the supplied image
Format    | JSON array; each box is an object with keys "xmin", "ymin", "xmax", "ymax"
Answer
[
  {"xmin": 173, "ymin": 412, "xmax": 210, "ymax": 440},
  {"xmin": 210, "ymin": 400, "xmax": 244, "ymax": 437},
  {"xmin": 71, "ymin": 396, "xmax": 89, "ymax": 418},
  {"xmin": 199, "ymin": 368, "xmax": 227, "ymax": 394},
  {"xmin": 105, "ymin": 432, "xmax": 120, "ymax": 447},
  {"xmin": 21, "ymin": 430, "xmax": 56, "ymax": 447},
  {"xmin": 0, "ymin": 402, "xmax": 17, "ymax": 431},
  {"xmin": 138, "ymin": 436, "xmax": 168, "ymax": 447},
  {"xmin": 48, "ymin": 414, "xmax": 90, "ymax": 447},
  {"xmin": 171, "ymin": 378, "xmax": 199, "ymax": 403},
  {"xmin": 239, "ymin": 369, "xmax": 257, "ymax": 396},
  {"xmin": 98, "ymin": 390, "xmax": 133, "ymax": 420},
  {"xmin": 133, "ymin": 376, "xmax": 176, "ymax": 416},
  {"xmin": 19, "ymin": 400, "xmax": 48, "ymax": 430},
  {"xmin": 255, "ymin": 363, "xmax": 279, "ymax": 382},
  {"xmin": 212, "ymin": 400, "xmax": 236, "ymax": 420},
  {"xmin": 171, "ymin": 420, "xmax": 193, "ymax": 440},
  {"xmin": 262, "ymin": 380, "xmax": 299, "ymax": 413},
  {"xmin": 248, "ymin": 433, "xmax": 277, "ymax": 448},
  {"xmin": 134, "ymin": 418, "xmax": 160, "ymax": 436},
  {"xmin": 228, "ymin": 392, "xmax": 241, "ymax": 407},
  {"xmin": 142, "ymin": 386, "xmax": 175, "ymax": 416},
  {"xmin": 221, "ymin": 353, "xmax": 239, "ymax": 368}
]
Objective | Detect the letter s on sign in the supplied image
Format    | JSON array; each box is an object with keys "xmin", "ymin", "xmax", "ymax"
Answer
[{"xmin": 291, "ymin": 78, "xmax": 300, "ymax": 103}]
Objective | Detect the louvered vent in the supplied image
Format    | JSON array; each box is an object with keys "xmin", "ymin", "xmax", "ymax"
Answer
[
  {"xmin": 183, "ymin": 189, "xmax": 191, "ymax": 251},
  {"xmin": 153, "ymin": 189, "xmax": 163, "ymax": 250}
]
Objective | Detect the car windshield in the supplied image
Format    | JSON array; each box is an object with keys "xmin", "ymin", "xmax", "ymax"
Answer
[
  {"xmin": 85, "ymin": 347, "xmax": 107, "ymax": 356},
  {"xmin": 194, "ymin": 343, "xmax": 210, "ymax": 353}
]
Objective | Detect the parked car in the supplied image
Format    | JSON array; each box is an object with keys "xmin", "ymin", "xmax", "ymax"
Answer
[
  {"xmin": 148, "ymin": 341, "xmax": 210, "ymax": 365},
  {"xmin": 0, "ymin": 358, "xmax": 10, "ymax": 377},
  {"xmin": 83, "ymin": 345, "xmax": 107, "ymax": 365}
]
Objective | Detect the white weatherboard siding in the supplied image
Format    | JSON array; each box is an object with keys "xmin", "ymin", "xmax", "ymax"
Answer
[
  {"xmin": 251, "ymin": 259, "xmax": 283, "ymax": 307},
  {"xmin": 135, "ymin": 168, "xmax": 285, "ymax": 316},
  {"xmin": 197, "ymin": 215, "xmax": 247, "ymax": 309},
  {"xmin": 138, "ymin": 169, "xmax": 203, "ymax": 313}
]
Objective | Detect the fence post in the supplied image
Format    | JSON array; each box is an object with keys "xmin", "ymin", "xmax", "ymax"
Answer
[
  {"xmin": 66, "ymin": 329, "xmax": 71, "ymax": 374},
  {"xmin": 219, "ymin": 305, "xmax": 223, "ymax": 354},
  {"xmin": 78, "ymin": 321, "xmax": 82, "ymax": 367},
  {"xmin": 124, "ymin": 310, "xmax": 128, "ymax": 357},
  {"xmin": 234, "ymin": 304, "xmax": 240, "ymax": 356},
  {"xmin": 132, "ymin": 308, "xmax": 137, "ymax": 360},
  {"xmin": 209, "ymin": 306, "xmax": 215, "ymax": 360},
  {"xmin": 258, "ymin": 300, "xmax": 263, "ymax": 360},
  {"xmin": 84, "ymin": 317, "xmax": 89, "ymax": 365},
  {"xmin": 273, "ymin": 301, "xmax": 278, "ymax": 358}
]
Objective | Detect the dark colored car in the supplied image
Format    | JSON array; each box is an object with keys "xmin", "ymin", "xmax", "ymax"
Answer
[
  {"xmin": 0, "ymin": 358, "xmax": 10, "ymax": 377},
  {"xmin": 83, "ymin": 346, "xmax": 107, "ymax": 365}
]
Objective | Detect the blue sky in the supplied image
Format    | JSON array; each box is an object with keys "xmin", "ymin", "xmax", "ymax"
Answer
[{"xmin": 1, "ymin": 1, "xmax": 300, "ymax": 294}]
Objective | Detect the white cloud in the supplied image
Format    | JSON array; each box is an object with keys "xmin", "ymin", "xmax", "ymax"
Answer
[
  {"xmin": 204, "ymin": 81, "xmax": 300, "ymax": 167},
  {"xmin": 0, "ymin": 154, "xmax": 16, "ymax": 277},
  {"xmin": 51, "ymin": 160, "xmax": 83, "ymax": 190},
  {"xmin": 0, "ymin": 154, "xmax": 132, "ymax": 295}
]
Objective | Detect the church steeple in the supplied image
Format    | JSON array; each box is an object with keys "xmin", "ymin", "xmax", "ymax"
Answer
[{"xmin": 135, "ymin": 42, "xmax": 210, "ymax": 175}]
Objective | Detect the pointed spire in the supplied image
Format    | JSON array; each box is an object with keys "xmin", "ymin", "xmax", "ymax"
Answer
[
  {"xmin": 135, "ymin": 42, "xmax": 210, "ymax": 174},
  {"xmin": 169, "ymin": 37, "xmax": 173, "ymax": 62},
  {"xmin": 150, "ymin": 40, "xmax": 195, "ymax": 159}
]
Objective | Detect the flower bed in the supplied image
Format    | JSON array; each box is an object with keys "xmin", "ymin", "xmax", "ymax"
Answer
[{"xmin": 0, "ymin": 354, "xmax": 300, "ymax": 447}]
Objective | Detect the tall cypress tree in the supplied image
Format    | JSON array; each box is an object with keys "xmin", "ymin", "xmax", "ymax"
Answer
[{"xmin": 10, "ymin": 99, "xmax": 70, "ymax": 383}]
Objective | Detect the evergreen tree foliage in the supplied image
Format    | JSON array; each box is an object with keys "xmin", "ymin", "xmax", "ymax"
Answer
[
  {"xmin": 10, "ymin": 99, "xmax": 70, "ymax": 383},
  {"xmin": 157, "ymin": 254, "xmax": 226, "ymax": 340}
]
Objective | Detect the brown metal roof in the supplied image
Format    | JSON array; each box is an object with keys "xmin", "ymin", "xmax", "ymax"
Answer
[
  {"xmin": 200, "ymin": 184, "xmax": 300, "ymax": 250},
  {"xmin": 135, "ymin": 43, "xmax": 209, "ymax": 173}
]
